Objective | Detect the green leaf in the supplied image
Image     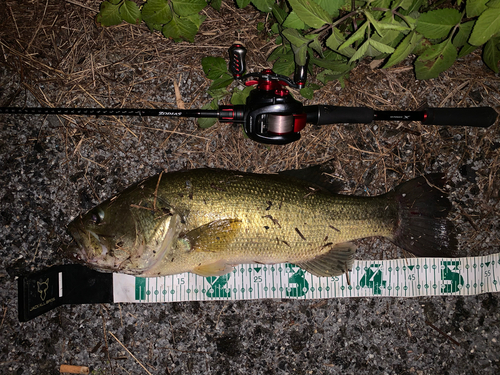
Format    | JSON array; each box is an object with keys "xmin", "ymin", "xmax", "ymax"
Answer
[
  {"xmin": 453, "ymin": 20, "xmax": 475, "ymax": 48},
  {"xmin": 201, "ymin": 56, "xmax": 228, "ymax": 79},
  {"xmin": 376, "ymin": 17, "xmax": 411, "ymax": 33},
  {"xmin": 349, "ymin": 39, "xmax": 370, "ymax": 62},
  {"xmin": 483, "ymin": 36, "xmax": 500, "ymax": 73},
  {"xmin": 308, "ymin": 36, "xmax": 323, "ymax": 55},
  {"xmin": 282, "ymin": 28, "xmax": 310, "ymax": 47},
  {"xmin": 282, "ymin": 29, "xmax": 312, "ymax": 65},
  {"xmin": 272, "ymin": 3, "xmax": 288, "ymax": 24},
  {"xmin": 251, "ymin": 0, "xmax": 274, "ymax": 12},
  {"xmin": 370, "ymin": 26, "xmax": 404, "ymax": 51},
  {"xmin": 415, "ymin": 39, "xmax": 457, "ymax": 79},
  {"xmin": 300, "ymin": 86, "xmax": 315, "ymax": 99},
  {"xmin": 144, "ymin": 21, "xmax": 163, "ymax": 31},
  {"xmin": 317, "ymin": 69, "xmax": 350, "ymax": 84},
  {"xmin": 96, "ymin": 1, "xmax": 123, "ymax": 26},
  {"xmin": 455, "ymin": 20, "xmax": 480, "ymax": 57},
  {"xmin": 162, "ymin": 13, "xmax": 200, "ymax": 42},
  {"xmin": 210, "ymin": 0, "xmax": 222, "ymax": 11},
  {"xmin": 398, "ymin": 0, "xmax": 423, "ymax": 14},
  {"xmin": 209, "ymin": 73, "xmax": 233, "ymax": 90},
  {"xmin": 231, "ymin": 86, "xmax": 254, "ymax": 105},
  {"xmin": 339, "ymin": 22, "xmax": 369, "ymax": 50},
  {"xmin": 458, "ymin": 43, "xmax": 479, "ymax": 58},
  {"xmin": 487, "ymin": 0, "xmax": 500, "ymax": 8},
  {"xmin": 364, "ymin": 10, "xmax": 385, "ymax": 37},
  {"xmin": 310, "ymin": 57, "xmax": 351, "ymax": 72},
  {"xmin": 469, "ymin": 7, "xmax": 500, "ymax": 46},
  {"xmin": 267, "ymin": 44, "xmax": 291, "ymax": 61},
  {"xmin": 383, "ymin": 30, "xmax": 422, "ymax": 68},
  {"xmin": 326, "ymin": 27, "xmax": 345, "ymax": 50},
  {"xmin": 371, "ymin": 0, "xmax": 392, "ymax": 18},
  {"xmin": 369, "ymin": 39, "xmax": 395, "ymax": 54},
  {"xmin": 120, "ymin": 0, "xmax": 142, "ymax": 24},
  {"xmin": 415, "ymin": 9, "xmax": 461, "ymax": 39},
  {"xmin": 207, "ymin": 87, "xmax": 229, "ymax": 101},
  {"xmin": 288, "ymin": 0, "xmax": 332, "ymax": 29},
  {"xmin": 397, "ymin": 0, "xmax": 414, "ymax": 10},
  {"xmin": 171, "ymin": 0, "xmax": 206, "ymax": 16},
  {"xmin": 197, "ymin": 100, "xmax": 219, "ymax": 128},
  {"xmin": 142, "ymin": 0, "xmax": 172, "ymax": 25},
  {"xmin": 291, "ymin": 42, "xmax": 309, "ymax": 66},
  {"xmin": 466, "ymin": 0, "xmax": 488, "ymax": 18},
  {"xmin": 313, "ymin": 0, "xmax": 343, "ymax": 17},
  {"xmin": 236, "ymin": 0, "xmax": 252, "ymax": 8},
  {"xmin": 273, "ymin": 52, "xmax": 295, "ymax": 76},
  {"xmin": 326, "ymin": 28, "xmax": 356, "ymax": 57},
  {"xmin": 283, "ymin": 11, "xmax": 306, "ymax": 29}
]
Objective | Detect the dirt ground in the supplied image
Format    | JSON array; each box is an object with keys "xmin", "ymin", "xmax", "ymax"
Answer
[{"xmin": 1, "ymin": 1, "xmax": 499, "ymax": 374}]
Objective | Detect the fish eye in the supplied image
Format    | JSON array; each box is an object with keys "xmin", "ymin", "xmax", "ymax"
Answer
[{"xmin": 90, "ymin": 208, "xmax": 105, "ymax": 225}]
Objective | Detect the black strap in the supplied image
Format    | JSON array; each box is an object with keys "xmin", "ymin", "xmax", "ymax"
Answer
[{"xmin": 18, "ymin": 264, "xmax": 113, "ymax": 322}]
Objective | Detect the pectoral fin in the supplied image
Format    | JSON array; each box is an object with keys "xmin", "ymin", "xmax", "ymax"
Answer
[
  {"xmin": 193, "ymin": 261, "xmax": 235, "ymax": 277},
  {"xmin": 297, "ymin": 242, "xmax": 356, "ymax": 277},
  {"xmin": 182, "ymin": 219, "xmax": 242, "ymax": 253}
]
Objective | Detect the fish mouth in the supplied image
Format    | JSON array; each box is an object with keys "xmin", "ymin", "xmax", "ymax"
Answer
[
  {"xmin": 63, "ymin": 241, "xmax": 89, "ymax": 263},
  {"xmin": 67, "ymin": 222, "xmax": 104, "ymax": 264}
]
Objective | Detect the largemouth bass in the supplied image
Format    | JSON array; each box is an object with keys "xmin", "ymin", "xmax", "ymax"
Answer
[{"xmin": 67, "ymin": 169, "xmax": 457, "ymax": 277}]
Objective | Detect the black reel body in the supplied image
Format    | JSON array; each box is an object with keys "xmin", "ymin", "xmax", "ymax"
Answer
[
  {"xmin": 227, "ymin": 43, "xmax": 308, "ymax": 145},
  {"xmin": 239, "ymin": 70, "xmax": 306, "ymax": 145}
]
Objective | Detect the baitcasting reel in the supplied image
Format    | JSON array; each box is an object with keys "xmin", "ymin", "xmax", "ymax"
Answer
[
  {"xmin": 223, "ymin": 42, "xmax": 308, "ymax": 144},
  {"xmin": 0, "ymin": 42, "xmax": 497, "ymax": 145}
]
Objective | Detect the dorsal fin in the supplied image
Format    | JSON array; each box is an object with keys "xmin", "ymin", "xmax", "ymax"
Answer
[{"xmin": 278, "ymin": 166, "xmax": 342, "ymax": 194}]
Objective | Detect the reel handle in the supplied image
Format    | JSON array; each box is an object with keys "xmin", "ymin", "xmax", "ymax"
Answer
[{"xmin": 228, "ymin": 42, "xmax": 247, "ymax": 78}]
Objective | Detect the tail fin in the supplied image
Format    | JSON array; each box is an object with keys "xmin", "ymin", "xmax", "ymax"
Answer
[{"xmin": 390, "ymin": 173, "xmax": 458, "ymax": 257}]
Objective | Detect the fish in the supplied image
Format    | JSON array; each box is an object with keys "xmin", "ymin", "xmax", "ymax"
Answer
[{"xmin": 66, "ymin": 168, "xmax": 457, "ymax": 278}]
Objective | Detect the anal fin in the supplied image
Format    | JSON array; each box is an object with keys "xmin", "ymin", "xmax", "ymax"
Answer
[{"xmin": 297, "ymin": 242, "xmax": 356, "ymax": 277}]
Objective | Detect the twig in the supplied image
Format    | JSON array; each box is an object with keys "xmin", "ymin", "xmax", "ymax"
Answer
[
  {"xmin": 65, "ymin": 0, "xmax": 96, "ymax": 12},
  {"xmin": 174, "ymin": 75, "xmax": 185, "ymax": 109},
  {"xmin": 0, "ymin": 305, "xmax": 7, "ymax": 329},
  {"xmin": 108, "ymin": 332, "xmax": 153, "ymax": 375},
  {"xmin": 215, "ymin": 303, "xmax": 228, "ymax": 329},
  {"xmin": 26, "ymin": 0, "xmax": 50, "ymax": 52},
  {"xmin": 425, "ymin": 320, "xmax": 461, "ymax": 346},
  {"xmin": 8, "ymin": 5, "xmax": 21, "ymax": 39},
  {"xmin": 59, "ymin": 364, "xmax": 89, "ymax": 374},
  {"xmin": 153, "ymin": 171, "xmax": 163, "ymax": 210}
]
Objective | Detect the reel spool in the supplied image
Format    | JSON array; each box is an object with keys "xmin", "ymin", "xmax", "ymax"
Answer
[{"xmin": 267, "ymin": 114, "xmax": 294, "ymax": 135}]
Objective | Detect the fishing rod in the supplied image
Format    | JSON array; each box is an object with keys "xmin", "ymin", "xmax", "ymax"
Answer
[{"xmin": 1, "ymin": 43, "xmax": 497, "ymax": 145}]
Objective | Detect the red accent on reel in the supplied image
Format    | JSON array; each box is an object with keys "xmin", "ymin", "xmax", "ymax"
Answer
[
  {"xmin": 293, "ymin": 113, "xmax": 307, "ymax": 132},
  {"xmin": 220, "ymin": 107, "xmax": 234, "ymax": 120}
]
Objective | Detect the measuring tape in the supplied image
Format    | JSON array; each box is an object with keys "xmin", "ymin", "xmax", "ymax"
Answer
[
  {"xmin": 114, "ymin": 253, "xmax": 500, "ymax": 303},
  {"xmin": 18, "ymin": 253, "xmax": 500, "ymax": 321}
]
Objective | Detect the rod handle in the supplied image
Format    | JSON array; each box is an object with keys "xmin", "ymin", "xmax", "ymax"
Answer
[
  {"xmin": 304, "ymin": 105, "xmax": 374, "ymax": 125},
  {"xmin": 423, "ymin": 107, "xmax": 497, "ymax": 127}
]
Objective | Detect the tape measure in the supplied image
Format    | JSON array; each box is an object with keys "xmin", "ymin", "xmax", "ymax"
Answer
[
  {"xmin": 18, "ymin": 253, "xmax": 500, "ymax": 321},
  {"xmin": 113, "ymin": 253, "xmax": 500, "ymax": 302}
]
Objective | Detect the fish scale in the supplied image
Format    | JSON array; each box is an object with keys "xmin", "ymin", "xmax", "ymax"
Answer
[
  {"xmin": 153, "ymin": 170, "xmax": 394, "ymax": 261},
  {"xmin": 67, "ymin": 169, "xmax": 457, "ymax": 278}
]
